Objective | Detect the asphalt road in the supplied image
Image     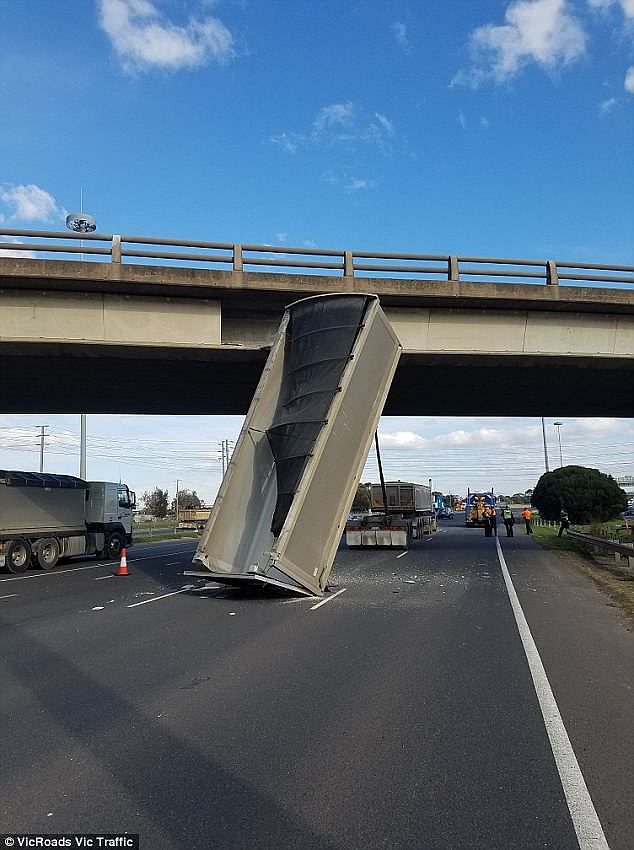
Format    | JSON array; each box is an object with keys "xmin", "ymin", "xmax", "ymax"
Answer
[{"xmin": 1, "ymin": 525, "xmax": 632, "ymax": 849}]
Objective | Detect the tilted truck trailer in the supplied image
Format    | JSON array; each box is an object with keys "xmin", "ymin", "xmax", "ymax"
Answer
[
  {"xmin": 185, "ymin": 293, "xmax": 401, "ymax": 596},
  {"xmin": 0, "ymin": 471, "xmax": 136, "ymax": 573},
  {"xmin": 345, "ymin": 481, "xmax": 436, "ymax": 549}
]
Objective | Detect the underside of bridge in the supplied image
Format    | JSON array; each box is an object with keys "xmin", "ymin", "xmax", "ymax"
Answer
[{"xmin": 2, "ymin": 343, "xmax": 632, "ymax": 417}]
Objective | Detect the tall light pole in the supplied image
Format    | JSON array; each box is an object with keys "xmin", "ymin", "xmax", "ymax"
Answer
[
  {"xmin": 38, "ymin": 425, "xmax": 49, "ymax": 473},
  {"xmin": 541, "ymin": 417, "xmax": 550, "ymax": 473},
  {"xmin": 79, "ymin": 414, "xmax": 87, "ymax": 479},
  {"xmin": 553, "ymin": 421, "xmax": 564, "ymax": 468},
  {"xmin": 66, "ymin": 202, "xmax": 95, "ymax": 480}
]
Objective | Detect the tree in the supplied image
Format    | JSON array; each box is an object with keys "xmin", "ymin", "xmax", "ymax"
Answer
[
  {"xmin": 170, "ymin": 489, "xmax": 202, "ymax": 513},
  {"xmin": 351, "ymin": 483, "xmax": 371, "ymax": 512},
  {"xmin": 531, "ymin": 465, "xmax": 628, "ymax": 523},
  {"xmin": 143, "ymin": 487, "xmax": 169, "ymax": 518}
]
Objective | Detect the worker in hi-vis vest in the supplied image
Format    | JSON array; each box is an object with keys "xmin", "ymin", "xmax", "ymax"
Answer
[
  {"xmin": 503, "ymin": 507, "xmax": 514, "ymax": 537},
  {"xmin": 521, "ymin": 507, "xmax": 533, "ymax": 535}
]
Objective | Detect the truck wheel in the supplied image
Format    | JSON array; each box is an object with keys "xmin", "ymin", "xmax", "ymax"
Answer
[
  {"xmin": 106, "ymin": 532, "xmax": 124, "ymax": 559},
  {"xmin": 34, "ymin": 538, "xmax": 60, "ymax": 570},
  {"xmin": 6, "ymin": 538, "xmax": 32, "ymax": 574}
]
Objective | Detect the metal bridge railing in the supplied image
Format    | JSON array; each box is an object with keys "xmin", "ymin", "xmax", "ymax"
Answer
[{"xmin": 1, "ymin": 228, "xmax": 633, "ymax": 288}]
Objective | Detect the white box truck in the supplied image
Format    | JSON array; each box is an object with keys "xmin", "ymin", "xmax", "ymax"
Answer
[{"xmin": 0, "ymin": 471, "xmax": 136, "ymax": 573}]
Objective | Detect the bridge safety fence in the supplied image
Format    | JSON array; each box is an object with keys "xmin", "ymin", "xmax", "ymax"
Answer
[{"xmin": 1, "ymin": 228, "xmax": 633, "ymax": 289}]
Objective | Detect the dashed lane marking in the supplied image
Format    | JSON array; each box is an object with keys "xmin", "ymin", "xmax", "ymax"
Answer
[
  {"xmin": 127, "ymin": 585, "xmax": 195, "ymax": 608},
  {"xmin": 496, "ymin": 536, "xmax": 610, "ymax": 850},
  {"xmin": 0, "ymin": 593, "xmax": 18, "ymax": 600},
  {"xmin": 396, "ymin": 551, "xmax": 408, "ymax": 559},
  {"xmin": 310, "ymin": 587, "xmax": 347, "ymax": 610},
  {"xmin": 0, "ymin": 549, "xmax": 197, "ymax": 583}
]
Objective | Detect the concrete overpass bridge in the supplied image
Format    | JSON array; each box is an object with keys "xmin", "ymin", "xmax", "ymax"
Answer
[{"xmin": 1, "ymin": 229, "xmax": 633, "ymax": 417}]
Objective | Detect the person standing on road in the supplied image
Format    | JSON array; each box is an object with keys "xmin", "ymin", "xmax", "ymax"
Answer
[
  {"xmin": 558, "ymin": 509, "xmax": 570, "ymax": 537},
  {"xmin": 489, "ymin": 506, "xmax": 498, "ymax": 536},
  {"xmin": 503, "ymin": 506, "xmax": 514, "ymax": 537},
  {"xmin": 522, "ymin": 507, "xmax": 533, "ymax": 535},
  {"xmin": 483, "ymin": 507, "xmax": 492, "ymax": 537}
]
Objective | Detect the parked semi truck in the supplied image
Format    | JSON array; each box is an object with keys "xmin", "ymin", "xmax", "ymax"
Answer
[
  {"xmin": 177, "ymin": 507, "xmax": 212, "ymax": 530},
  {"xmin": 465, "ymin": 489, "xmax": 496, "ymax": 527},
  {"xmin": 0, "ymin": 471, "xmax": 135, "ymax": 573},
  {"xmin": 345, "ymin": 481, "xmax": 436, "ymax": 549}
]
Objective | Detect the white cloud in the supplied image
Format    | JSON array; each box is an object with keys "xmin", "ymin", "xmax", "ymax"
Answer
[
  {"xmin": 269, "ymin": 132, "xmax": 303, "ymax": 154},
  {"xmin": 97, "ymin": 0, "xmax": 234, "ymax": 73},
  {"xmin": 313, "ymin": 101, "xmax": 355, "ymax": 133},
  {"xmin": 626, "ymin": 65, "xmax": 634, "ymax": 91},
  {"xmin": 392, "ymin": 21, "xmax": 409, "ymax": 48},
  {"xmin": 276, "ymin": 232, "xmax": 287, "ymax": 242},
  {"xmin": 0, "ymin": 184, "xmax": 65, "ymax": 223},
  {"xmin": 344, "ymin": 178, "xmax": 375, "ymax": 193},
  {"xmin": 452, "ymin": 0, "xmax": 587, "ymax": 87},
  {"xmin": 480, "ymin": 115, "xmax": 490, "ymax": 128},
  {"xmin": 362, "ymin": 112, "xmax": 395, "ymax": 152},
  {"xmin": 599, "ymin": 95, "xmax": 618, "ymax": 111},
  {"xmin": 457, "ymin": 111, "xmax": 467, "ymax": 128},
  {"xmin": 0, "ymin": 238, "xmax": 37, "ymax": 259},
  {"xmin": 303, "ymin": 239, "xmax": 317, "ymax": 248},
  {"xmin": 587, "ymin": 0, "xmax": 634, "ymax": 16}
]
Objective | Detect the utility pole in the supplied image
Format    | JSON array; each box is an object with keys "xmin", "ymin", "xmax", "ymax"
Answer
[
  {"xmin": 553, "ymin": 421, "xmax": 564, "ymax": 467},
  {"xmin": 175, "ymin": 479, "xmax": 180, "ymax": 524},
  {"xmin": 79, "ymin": 414, "xmax": 87, "ymax": 479},
  {"xmin": 38, "ymin": 425, "xmax": 49, "ymax": 473},
  {"xmin": 541, "ymin": 417, "xmax": 550, "ymax": 473}
]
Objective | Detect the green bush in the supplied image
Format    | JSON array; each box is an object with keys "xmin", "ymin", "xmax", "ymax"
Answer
[{"xmin": 531, "ymin": 465, "xmax": 628, "ymax": 524}]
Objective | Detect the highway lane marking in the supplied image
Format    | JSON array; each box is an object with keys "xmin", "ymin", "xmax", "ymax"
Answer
[
  {"xmin": 127, "ymin": 585, "xmax": 195, "ymax": 608},
  {"xmin": 310, "ymin": 587, "xmax": 347, "ymax": 610},
  {"xmin": 282, "ymin": 596, "xmax": 320, "ymax": 604},
  {"xmin": 0, "ymin": 549, "xmax": 197, "ymax": 584},
  {"xmin": 94, "ymin": 575, "xmax": 114, "ymax": 581},
  {"xmin": 396, "ymin": 551, "xmax": 408, "ymax": 559},
  {"xmin": 496, "ymin": 537, "xmax": 610, "ymax": 850},
  {"xmin": 0, "ymin": 593, "xmax": 18, "ymax": 600}
]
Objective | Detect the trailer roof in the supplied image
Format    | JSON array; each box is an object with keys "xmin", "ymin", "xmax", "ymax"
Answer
[{"xmin": 0, "ymin": 471, "xmax": 88, "ymax": 489}]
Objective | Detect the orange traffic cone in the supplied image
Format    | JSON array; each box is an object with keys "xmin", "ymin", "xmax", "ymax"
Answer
[{"xmin": 115, "ymin": 547, "xmax": 129, "ymax": 576}]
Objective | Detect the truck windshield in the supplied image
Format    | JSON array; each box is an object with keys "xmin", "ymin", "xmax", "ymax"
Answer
[{"xmin": 118, "ymin": 488, "xmax": 132, "ymax": 509}]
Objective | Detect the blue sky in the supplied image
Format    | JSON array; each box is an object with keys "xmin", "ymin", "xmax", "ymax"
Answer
[{"xmin": 1, "ymin": 0, "xmax": 633, "ymax": 502}]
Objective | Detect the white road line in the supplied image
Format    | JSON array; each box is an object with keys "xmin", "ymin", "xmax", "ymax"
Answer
[
  {"xmin": 127, "ymin": 585, "xmax": 195, "ymax": 608},
  {"xmin": 281, "ymin": 596, "xmax": 320, "ymax": 604},
  {"xmin": 310, "ymin": 587, "xmax": 347, "ymax": 610},
  {"xmin": 0, "ymin": 549, "xmax": 195, "ymax": 583},
  {"xmin": 396, "ymin": 551, "xmax": 408, "ymax": 559},
  {"xmin": 495, "ymin": 537, "xmax": 610, "ymax": 850},
  {"xmin": 94, "ymin": 575, "xmax": 114, "ymax": 581},
  {"xmin": 0, "ymin": 593, "xmax": 18, "ymax": 600}
]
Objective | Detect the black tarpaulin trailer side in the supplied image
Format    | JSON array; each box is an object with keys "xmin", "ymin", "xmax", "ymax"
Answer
[{"xmin": 266, "ymin": 294, "xmax": 373, "ymax": 536}]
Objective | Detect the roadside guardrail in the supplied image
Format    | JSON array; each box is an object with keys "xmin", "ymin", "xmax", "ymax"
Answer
[
  {"xmin": 567, "ymin": 529, "xmax": 634, "ymax": 569},
  {"xmin": 1, "ymin": 228, "xmax": 633, "ymax": 288}
]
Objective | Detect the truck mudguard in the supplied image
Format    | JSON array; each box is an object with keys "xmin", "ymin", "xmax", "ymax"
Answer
[{"xmin": 189, "ymin": 293, "xmax": 401, "ymax": 595}]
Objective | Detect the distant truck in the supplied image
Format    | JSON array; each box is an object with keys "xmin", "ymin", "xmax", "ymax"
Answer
[
  {"xmin": 177, "ymin": 507, "xmax": 212, "ymax": 530},
  {"xmin": 0, "ymin": 471, "xmax": 136, "ymax": 573},
  {"xmin": 465, "ymin": 490, "xmax": 496, "ymax": 527},
  {"xmin": 345, "ymin": 481, "xmax": 436, "ymax": 549}
]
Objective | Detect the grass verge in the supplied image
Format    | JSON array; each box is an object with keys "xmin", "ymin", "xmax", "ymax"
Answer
[
  {"xmin": 133, "ymin": 533, "xmax": 198, "ymax": 544},
  {"xmin": 532, "ymin": 525, "xmax": 634, "ymax": 620}
]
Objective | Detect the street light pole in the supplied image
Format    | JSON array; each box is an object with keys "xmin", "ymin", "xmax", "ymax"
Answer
[
  {"xmin": 541, "ymin": 417, "xmax": 550, "ymax": 473},
  {"xmin": 80, "ymin": 414, "xmax": 87, "ymax": 479},
  {"xmin": 38, "ymin": 425, "xmax": 49, "ymax": 473},
  {"xmin": 553, "ymin": 421, "xmax": 564, "ymax": 467}
]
